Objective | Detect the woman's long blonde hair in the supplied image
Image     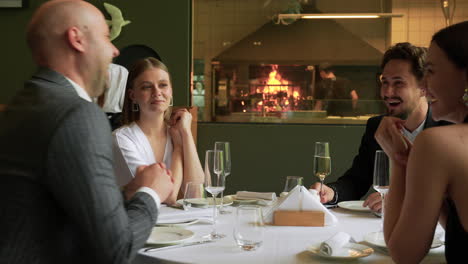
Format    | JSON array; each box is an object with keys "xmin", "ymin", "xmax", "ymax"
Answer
[{"xmin": 122, "ymin": 57, "xmax": 173, "ymax": 125}]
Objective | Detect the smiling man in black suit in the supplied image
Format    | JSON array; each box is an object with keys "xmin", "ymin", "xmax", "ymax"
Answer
[{"xmin": 310, "ymin": 42, "xmax": 451, "ymax": 212}]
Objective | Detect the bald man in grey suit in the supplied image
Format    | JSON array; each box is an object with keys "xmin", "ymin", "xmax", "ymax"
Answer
[{"xmin": 0, "ymin": 1, "xmax": 174, "ymax": 263}]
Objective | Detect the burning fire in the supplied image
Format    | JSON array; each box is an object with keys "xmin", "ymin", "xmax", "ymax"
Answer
[{"xmin": 256, "ymin": 65, "xmax": 301, "ymax": 112}]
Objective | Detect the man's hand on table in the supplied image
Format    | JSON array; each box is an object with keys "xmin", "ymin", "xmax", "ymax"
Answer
[
  {"xmin": 363, "ymin": 192, "xmax": 382, "ymax": 212},
  {"xmin": 124, "ymin": 162, "xmax": 174, "ymax": 201}
]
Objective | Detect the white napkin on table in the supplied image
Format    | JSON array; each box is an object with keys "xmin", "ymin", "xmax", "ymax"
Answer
[
  {"xmin": 319, "ymin": 232, "xmax": 354, "ymax": 256},
  {"xmin": 235, "ymin": 191, "xmax": 277, "ymax": 201},
  {"xmin": 157, "ymin": 205, "xmax": 213, "ymax": 224},
  {"xmin": 264, "ymin": 185, "xmax": 338, "ymax": 225}
]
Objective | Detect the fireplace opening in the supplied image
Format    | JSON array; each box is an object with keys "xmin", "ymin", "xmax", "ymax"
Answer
[{"xmin": 212, "ymin": 62, "xmax": 384, "ymax": 124}]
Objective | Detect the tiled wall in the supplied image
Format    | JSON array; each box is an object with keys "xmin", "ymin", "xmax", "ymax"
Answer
[
  {"xmin": 392, "ymin": 0, "xmax": 468, "ymax": 47},
  {"xmin": 194, "ymin": 0, "xmax": 290, "ymax": 60}
]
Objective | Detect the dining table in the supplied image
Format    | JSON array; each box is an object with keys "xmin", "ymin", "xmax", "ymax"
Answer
[{"xmin": 134, "ymin": 203, "xmax": 446, "ymax": 264}]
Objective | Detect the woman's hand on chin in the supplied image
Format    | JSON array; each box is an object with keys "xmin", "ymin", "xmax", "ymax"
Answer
[
  {"xmin": 375, "ymin": 116, "xmax": 412, "ymax": 166},
  {"xmin": 171, "ymin": 108, "xmax": 192, "ymax": 133}
]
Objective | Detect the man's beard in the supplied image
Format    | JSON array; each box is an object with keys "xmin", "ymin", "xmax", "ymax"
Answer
[
  {"xmin": 384, "ymin": 96, "xmax": 412, "ymax": 120},
  {"xmin": 387, "ymin": 104, "xmax": 412, "ymax": 120}
]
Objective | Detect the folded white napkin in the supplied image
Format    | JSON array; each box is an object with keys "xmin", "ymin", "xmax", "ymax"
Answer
[
  {"xmin": 319, "ymin": 232, "xmax": 354, "ymax": 256},
  {"xmin": 235, "ymin": 191, "xmax": 277, "ymax": 201},
  {"xmin": 157, "ymin": 205, "xmax": 213, "ymax": 224},
  {"xmin": 264, "ymin": 185, "xmax": 338, "ymax": 225}
]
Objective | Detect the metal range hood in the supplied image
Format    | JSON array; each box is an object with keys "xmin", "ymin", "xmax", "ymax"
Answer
[{"xmin": 213, "ymin": 3, "xmax": 386, "ymax": 65}]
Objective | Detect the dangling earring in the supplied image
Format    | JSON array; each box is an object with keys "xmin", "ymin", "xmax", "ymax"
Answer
[
  {"xmin": 463, "ymin": 88, "xmax": 468, "ymax": 107},
  {"xmin": 168, "ymin": 96, "xmax": 174, "ymax": 106},
  {"xmin": 462, "ymin": 88, "xmax": 468, "ymax": 106},
  {"xmin": 132, "ymin": 102, "xmax": 139, "ymax": 112}
]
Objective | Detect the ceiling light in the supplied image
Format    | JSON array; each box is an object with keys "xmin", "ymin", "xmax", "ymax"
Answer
[{"xmin": 278, "ymin": 13, "xmax": 404, "ymax": 20}]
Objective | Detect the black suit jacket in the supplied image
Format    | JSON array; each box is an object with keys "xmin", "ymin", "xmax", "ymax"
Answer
[
  {"xmin": 328, "ymin": 108, "xmax": 451, "ymax": 203},
  {"xmin": 0, "ymin": 68, "xmax": 158, "ymax": 264}
]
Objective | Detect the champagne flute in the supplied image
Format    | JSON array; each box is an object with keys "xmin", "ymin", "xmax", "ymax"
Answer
[
  {"xmin": 373, "ymin": 150, "xmax": 390, "ymax": 229},
  {"xmin": 204, "ymin": 150, "xmax": 226, "ymax": 239},
  {"xmin": 215, "ymin": 141, "xmax": 231, "ymax": 214},
  {"xmin": 314, "ymin": 142, "xmax": 331, "ymax": 197}
]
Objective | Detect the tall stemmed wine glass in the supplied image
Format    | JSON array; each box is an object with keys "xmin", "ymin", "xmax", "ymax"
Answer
[
  {"xmin": 314, "ymin": 142, "xmax": 331, "ymax": 196},
  {"xmin": 204, "ymin": 150, "xmax": 226, "ymax": 239},
  {"xmin": 373, "ymin": 150, "xmax": 390, "ymax": 229},
  {"xmin": 215, "ymin": 141, "xmax": 231, "ymax": 214}
]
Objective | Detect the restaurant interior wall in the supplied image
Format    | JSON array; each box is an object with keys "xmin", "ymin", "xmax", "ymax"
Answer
[
  {"xmin": 197, "ymin": 122, "xmax": 365, "ymax": 195},
  {"xmin": 0, "ymin": 0, "xmax": 192, "ymax": 106},
  {"xmin": 391, "ymin": 0, "xmax": 468, "ymax": 47}
]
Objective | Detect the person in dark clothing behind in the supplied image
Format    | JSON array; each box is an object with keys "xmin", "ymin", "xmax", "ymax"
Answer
[{"xmin": 313, "ymin": 62, "xmax": 359, "ymax": 116}]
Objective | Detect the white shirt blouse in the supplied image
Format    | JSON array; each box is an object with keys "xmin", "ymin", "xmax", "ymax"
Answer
[{"xmin": 113, "ymin": 122, "xmax": 173, "ymax": 187}]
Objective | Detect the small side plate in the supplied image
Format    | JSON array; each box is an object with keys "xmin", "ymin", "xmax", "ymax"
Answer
[
  {"xmin": 338, "ymin": 201, "xmax": 371, "ymax": 212},
  {"xmin": 364, "ymin": 231, "xmax": 444, "ymax": 249},
  {"xmin": 307, "ymin": 242, "xmax": 374, "ymax": 260},
  {"xmin": 146, "ymin": 227, "xmax": 194, "ymax": 245}
]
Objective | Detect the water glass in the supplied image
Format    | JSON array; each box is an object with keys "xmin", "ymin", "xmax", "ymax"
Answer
[
  {"xmin": 183, "ymin": 182, "xmax": 206, "ymax": 210},
  {"xmin": 282, "ymin": 176, "xmax": 303, "ymax": 193},
  {"xmin": 233, "ymin": 205, "xmax": 264, "ymax": 251},
  {"xmin": 373, "ymin": 150, "xmax": 390, "ymax": 226}
]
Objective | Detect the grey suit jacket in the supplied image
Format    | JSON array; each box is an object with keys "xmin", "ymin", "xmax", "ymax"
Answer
[{"xmin": 0, "ymin": 68, "xmax": 158, "ymax": 264}]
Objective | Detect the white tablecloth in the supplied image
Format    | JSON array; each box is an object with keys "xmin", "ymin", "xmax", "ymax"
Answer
[{"xmin": 136, "ymin": 206, "xmax": 445, "ymax": 264}]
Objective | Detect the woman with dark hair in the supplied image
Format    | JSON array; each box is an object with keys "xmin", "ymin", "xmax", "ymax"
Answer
[
  {"xmin": 113, "ymin": 57, "xmax": 203, "ymax": 204},
  {"xmin": 375, "ymin": 21, "xmax": 468, "ymax": 263}
]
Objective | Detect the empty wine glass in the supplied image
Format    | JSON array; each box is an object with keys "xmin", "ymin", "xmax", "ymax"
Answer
[
  {"xmin": 204, "ymin": 150, "xmax": 226, "ymax": 239},
  {"xmin": 183, "ymin": 182, "xmax": 206, "ymax": 211},
  {"xmin": 215, "ymin": 141, "xmax": 231, "ymax": 214},
  {"xmin": 373, "ymin": 150, "xmax": 390, "ymax": 228},
  {"xmin": 282, "ymin": 176, "xmax": 303, "ymax": 193},
  {"xmin": 314, "ymin": 142, "xmax": 331, "ymax": 196}
]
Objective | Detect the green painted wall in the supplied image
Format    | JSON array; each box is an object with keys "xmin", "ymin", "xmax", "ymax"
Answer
[
  {"xmin": 0, "ymin": 0, "xmax": 191, "ymax": 105},
  {"xmin": 197, "ymin": 123, "xmax": 366, "ymax": 196}
]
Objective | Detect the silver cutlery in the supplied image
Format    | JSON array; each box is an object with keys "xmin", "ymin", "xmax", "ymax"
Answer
[{"xmin": 144, "ymin": 239, "xmax": 215, "ymax": 252}]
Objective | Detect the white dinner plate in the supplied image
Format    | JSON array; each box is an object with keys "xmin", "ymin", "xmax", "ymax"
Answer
[
  {"xmin": 146, "ymin": 227, "xmax": 194, "ymax": 245},
  {"xmin": 176, "ymin": 197, "xmax": 233, "ymax": 207},
  {"xmin": 338, "ymin": 201, "xmax": 371, "ymax": 212},
  {"xmin": 156, "ymin": 218, "xmax": 200, "ymax": 227},
  {"xmin": 364, "ymin": 231, "xmax": 444, "ymax": 249},
  {"xmin": 307, "ymin": 242, "xmax": 374, "ymax": 260}
]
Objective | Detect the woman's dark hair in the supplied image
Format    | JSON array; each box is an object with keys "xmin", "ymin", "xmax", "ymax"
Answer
[
  {"xmin": 122, "ymin": 57, "xmax": 172, "ymax": 125},
  {"xmin": 432, "ymin": 21, "xmax": 468, "ymax": 70},
  {"xmin": 381, "ymin": 42, "xmax": 427, "ymax": 81}
]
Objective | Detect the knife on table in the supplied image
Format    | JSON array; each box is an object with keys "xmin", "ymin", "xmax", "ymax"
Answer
[{"xmin": 144, "ymin": 239, "xmax": 215, "ymax": 252}]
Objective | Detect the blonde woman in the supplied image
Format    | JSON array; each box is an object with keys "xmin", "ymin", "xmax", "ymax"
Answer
[{"xmin": 113, "ymin": 57, "xmax": 203, "ymax": 204}]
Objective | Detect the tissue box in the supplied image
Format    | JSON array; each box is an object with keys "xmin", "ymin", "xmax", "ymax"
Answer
[{"xmin": 273, "ymin": 210, "xmax": 324, "ymax": 226}]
